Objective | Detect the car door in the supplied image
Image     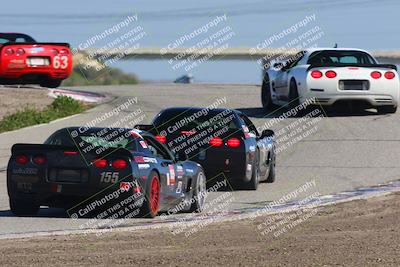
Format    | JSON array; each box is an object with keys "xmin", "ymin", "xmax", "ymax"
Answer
[
  {"xmin": 239, "ymin": 114, "xmax": 269, "ymax": 176},
  {"xmin": 275, "ymin": 52, "xmax": 305, "ymax": 101},
  {"xmin": 142, "ymin": 135, "xmax": 185, "ymax": 207}
]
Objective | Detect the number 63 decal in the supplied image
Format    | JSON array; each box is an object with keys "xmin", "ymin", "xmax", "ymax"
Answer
[
  {"xmin": 53, "ymin": 56, "xmax": 68, "ymax": 69},
  {"xmin": 100, "ymin": 172, "xmax": 119, "ymax": 183}
]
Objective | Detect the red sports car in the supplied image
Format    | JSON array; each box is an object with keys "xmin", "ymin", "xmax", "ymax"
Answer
[{"xmin": 0, "ymin": 33, "xmax": 72, "ymax": 88}]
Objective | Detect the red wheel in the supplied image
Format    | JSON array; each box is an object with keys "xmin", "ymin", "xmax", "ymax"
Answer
[
  {"xmin": 149, "ymin": 175, "xmax": 160, "ymax": 215},
  {"xmin": 139, "ymin": 171, "xmax": 161, "ymax": 218}
]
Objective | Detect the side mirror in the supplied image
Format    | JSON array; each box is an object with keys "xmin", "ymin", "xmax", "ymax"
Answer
[
  {"xmin": 273, "ymin": 62, "xmax": 284, "ymax": 69},
  {"xmin": 261, "ymin": 129, "xmax": 275, "ymax": 138},
  {"xmin": 175, "ymin": 151, "xmax": 188, "ymax": 162}
]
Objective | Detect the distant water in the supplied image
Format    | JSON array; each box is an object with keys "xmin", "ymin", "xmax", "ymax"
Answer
[{"xmin": 1, "ymin": 0, "xmax": 399, "ymax": 83}]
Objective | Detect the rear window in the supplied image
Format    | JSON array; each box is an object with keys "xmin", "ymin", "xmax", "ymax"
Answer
[
  {"xmin": 307, "ymin": 50, "xmax": 376, "ymax": 65},
  {"xmin": 153, "ymin": 109, "xmax": 240, "ymax": 133},
  {"xmin": 45, "ymin": 128, "xmax": 137, "ymax": 151}
]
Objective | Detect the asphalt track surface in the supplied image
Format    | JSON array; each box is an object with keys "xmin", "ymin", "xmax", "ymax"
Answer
[{"xmin": 1, "ymin": 83, "xmax": 399, "ymax": 237}]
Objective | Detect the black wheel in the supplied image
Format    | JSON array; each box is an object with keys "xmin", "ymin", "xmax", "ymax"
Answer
[
  {"xmin": 10, "ymin": 198, "xmax": 39, "ymax": 216},
  {"xmin": 189, "ymin": 170, "xmax": 207, "ymax": 213},
  {"xmin": 288, "ymin": 79, "xmax": 300, "ymax": 110},
  {"xmin": 243, "ymin": 152, "xmax": 260, "ymax": 190},
  {"xmin": 266, "ymin": 153, "xmax": 276, "ymax": 183},
  {"xmin": 261, "ymin": 75, "xmax": 277, "ymax": 111},
  {"xmin": 377, "ymin": 105, "xmax": 397, "ymax": 114},
  {"xmin": 138, "ymin": 171, "xmax": 161, "ymax": 218},
  {"xmin": 40, "ymin": 79, "xmax": 62, "ymax": 88}
]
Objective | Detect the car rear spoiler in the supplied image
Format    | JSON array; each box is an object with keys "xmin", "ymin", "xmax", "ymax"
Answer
[
  {"xmin": 1, "ymin": 42, "xmax": 70, "ymax": 48},
  {"xmin": 307, "ymin": 63, "xmax": 397, "ymax": 71},
  {"xmin": 11, "ymin": 143, "xmax": 132, "ymax": 159}
]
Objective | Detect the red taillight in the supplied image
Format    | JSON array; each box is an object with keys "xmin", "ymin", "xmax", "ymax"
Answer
[
  {"xmin": 371, "ymin": 71, "xmax": 382, "ymax": 79},
  {"xmin": 93, "ymin": 159, "xmax": 107, "ymax": 168},
  {"xmin": 15, "ymin": 155, "xmax": 29, "ymax": 165},
  {"xmin": 134, "ymin": 156, "xmax": 145, "ymax": 163},
  {"xmin": 60, "ymin": 49, "xmax": 69, "ymax": 54},
  {"xmin": 33, "ymin": 155, "xmax": 46, "ymax": 165},
  {"xmin": 325, "ymin": 70, "xmax": 337, "ymax": 79},
  {"xmin": 209, "ymin": 137, "xmax": 223, "ymax": 147},
  {"xmin": 112, "ymin": 159, "xmax": 127, "ymax": 169},
  {"xmin": 16, "ymin": 48, "xmax": 25, "ymax": 56},
  {"xmin": 227, "ymin": 138, "xmax": 241, "ymax": 148},
  {"xmin": 5, "ymin": 48, "xmax": 14, "ymax": 56},
  {"xmin": 120, "ymin": 182, "xmax": 130, "ymax": 191},
  {"xmin": 155, "ymin": 135, "xmax": 166, "ymax": 143},
  {"xmin": 311, "ymin": 70, "xmax": 323, "ymax": 79},
  {"xmin": 384, "ymin": 71, "xmax": 395, "ymax": 80},
  {"xmin": 64, "ymin": 151, "xmax": 78, "ymax": 155},
  {"xmin": 51, "ymin": 49, "xmax": 59, "ymax": 56}
]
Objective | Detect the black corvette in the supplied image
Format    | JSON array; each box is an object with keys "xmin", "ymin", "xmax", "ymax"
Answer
[
  {"xmin": 136, "ymin": 107, "xmax": 276, "ymax": 190},
  {"xmin": 7, "ymin": 127, "xmax": 207, "ymax": 218}
]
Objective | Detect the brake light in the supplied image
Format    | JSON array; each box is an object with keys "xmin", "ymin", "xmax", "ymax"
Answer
[
  {"xmin": 112, "ymin": 159, "xmax": 127, "ymax": 169},
  {"xmin": 4, "ymin": 48, "xmax": 14, "ymax": 56},
  {"xmin": 325, "ymin": 70, "xmax": 337, "ymax": 78},
  {"xmin": 227, "ymin": 138, "xmax": 241, "ymax": 148},
  {"xmin": 93, "ymin": 159, "xmax": 107, "ymax": 168},
  {"xmin": 310, "ymin": 70, "xmax": 323, "ymax": 79},
  {"xmin": 60, "ymin": 49, "xmax": 69, "ymax": 54},
  {"xmin": 384, "ymin": 71, "xmax": 395, "ymax": 80},
  {"xmin": 33, "ymin": 155, "xmax": 46, "ymax": 165},
  {"xmin": 16, "ymin": 48, "xmax": 25, "ymax": 56},
  {"xmin": 155, "ymin": 135, "xmax": 166, "ymax": 143},
  {"xmin": 15, "ymin": 155, "xmax": 29, "ymax": 165},
  {"xmin": 51, "ymin": 49, "xmax": 59, "ymax": 56},
  {"xmin": 371, "ymin": 71, "xmax": 382, "ymax": 79},
  {"xmin": 209, "ymin": 137, "xmax": 223, "ymax": 147},
  {"xmin": 64, "ymin": 151, "xmax": 78, "ymax": 155}
]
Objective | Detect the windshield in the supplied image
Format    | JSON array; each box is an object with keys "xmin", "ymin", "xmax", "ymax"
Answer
[
  {"xmin": 0, "ymin": 33, "xmax": 36, "ymax": 44},
  {"xmin": 307, "ymin": 50, "xmax": 376, "ymax": 65}
]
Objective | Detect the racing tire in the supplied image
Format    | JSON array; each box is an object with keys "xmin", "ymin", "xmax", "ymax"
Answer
[
  {"xmin": 40, "ymin": 79, "xmax": 62, "ymax": 88},
  {"xmin": 288, "ymin": 79, "xmax": 300, "ymax": 111},
  {"xmin": 377, "ymin": 105, "xmax": 397, "ymax": 114},
  {"xmin": 10, "ymin": 197, "xmax": 39, "ymax": 217},
  {"xmin": 265, "ymin": 154, "xmax": 276, "ymax": 183},
  {"xmin": 188, "ymin": 170, "xmax": 207, "ymax": 213},
  {"xmin": 261, "ymin": 75, "xmax": 277, "ymax": 111},
  {"xmin": 243, "ymin": 152, "xmax": 260, "ymax": 190},
  {"xmin": 139, "ymin": 171, "xmax": 161, "ymax": 218}
]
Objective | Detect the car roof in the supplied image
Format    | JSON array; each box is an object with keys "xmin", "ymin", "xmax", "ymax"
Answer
[{"xmin": 304, "ymin": 47, "xmax": 370, "ymax": 54}]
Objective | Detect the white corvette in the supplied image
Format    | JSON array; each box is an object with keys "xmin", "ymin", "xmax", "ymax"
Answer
[{"xmin": 261, "ymin": 48, "xmax": 400, "ymax": 114}]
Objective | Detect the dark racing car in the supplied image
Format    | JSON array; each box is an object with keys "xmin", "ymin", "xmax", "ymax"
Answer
[
  {"xmin": 136, "ymin": 107, "xmax": 276, "ymax": 190},
  {"xmin": 7, "ymin": 127, "xmax": 206, "ymax": 218}
]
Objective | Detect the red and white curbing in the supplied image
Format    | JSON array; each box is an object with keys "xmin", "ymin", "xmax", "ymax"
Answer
[{"xmin": 48, "ymin": 89, "xmax": 105, "ymax": 103}]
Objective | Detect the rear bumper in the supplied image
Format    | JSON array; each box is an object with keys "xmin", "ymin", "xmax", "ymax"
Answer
[{"xmin": 305, "ymin": 93, "xmax": 398, "ymax": 107}]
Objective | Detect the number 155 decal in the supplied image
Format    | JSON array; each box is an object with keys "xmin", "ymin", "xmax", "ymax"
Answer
[
  {"xmin": 100, "ymin": 172, "xmax": 119, "ymax": 183},
  {"xmin": 53, "ymin": 56, "xmax": 68, "ymax": 69}
]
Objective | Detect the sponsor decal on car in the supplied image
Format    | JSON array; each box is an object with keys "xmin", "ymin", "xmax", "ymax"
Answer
[
  {"xmin": 143, "ymin": 157, "xmax": 157, "ymax": 163},
  {"xmin": 247, "ymin": 164, "xmax": 252, "ymax": 172},
  {"xmin": 139, "ymin": 140, "xmax": 148, "ymax": 148},
  {"xmin": 176, "ymin": 181, "xmax": 183, "ymax": 194},
  {"xmin": 12, "ymin": 168, "xmax": 38, "ymax": 175},
  {"xmin": 176, "ymin": 165, "xmax": 184, "ymax": 175},
  {"xmin": 185, "ymin": 168, "xmax": 194, "ymax": 173},
  {"xmin": 138, "ymin": 163, "xmax": 150, "ymax": 169},
  {"xmin": 168, "ymin": 164, "xmax": 176, "ymax": 186}
]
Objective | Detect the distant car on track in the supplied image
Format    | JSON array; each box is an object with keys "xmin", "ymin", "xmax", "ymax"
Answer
[
  {"xmin": 7, "ymin": 127, "xmax": 206, "ymax": 218},
  {"xmin": 136, "ymin": 107, "xmax": 276, "ymax": 190},
  {"xmin": 262, "ymin": 48, "xmax": 400, "ymax": 114},
  {"xmin": 0, "ymin": 33, "xmax": 72, "ymax": 88}
]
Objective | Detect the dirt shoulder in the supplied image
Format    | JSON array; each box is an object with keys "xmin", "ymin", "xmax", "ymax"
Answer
[
  {"xmin": 0, "ymin": 87, "xmax": 52, "ymax": 119},
  {"xmin": 0, "ymin": 192, "xmax": 399, "ymax": 266}
]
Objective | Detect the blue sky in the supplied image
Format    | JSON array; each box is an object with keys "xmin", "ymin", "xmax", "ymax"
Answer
[{"xmin": 0, "ymin": 0, "xmax": 399, "ymax": 50}]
